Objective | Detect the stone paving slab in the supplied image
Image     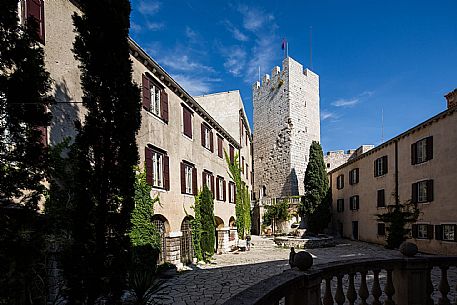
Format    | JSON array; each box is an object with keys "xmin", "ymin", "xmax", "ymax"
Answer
[{"xmin": 147, "ymin": 236, "xmax": 457, "ymax": 305}]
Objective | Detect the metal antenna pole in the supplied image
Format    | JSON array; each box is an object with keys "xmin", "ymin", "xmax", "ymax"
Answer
[{"xmin": 309, "ymin": 26, "xmax": 313, "ymax": 69}]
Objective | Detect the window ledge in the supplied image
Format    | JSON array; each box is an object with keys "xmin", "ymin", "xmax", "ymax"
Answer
[
  {"xmin": 144, "ymin": 109, "xmax": 167, "ymax": 124},
  {"xmin": 413, "ymin": 160, "xmax": 431, "ymax": 166},
  {"xmin": 374, "ymin": 174, "xmax": 387, "ymax": 179},
  {"xmin": 182, "ymin": 193, "xmax": 194, "ymax": 197},
  {"xmin": 182, "ymin": 133, "xmax": 193, "ymax": 142},
  {"xmin": 151, "ymin": 187, "xmax": 167, "ymax": 193}
]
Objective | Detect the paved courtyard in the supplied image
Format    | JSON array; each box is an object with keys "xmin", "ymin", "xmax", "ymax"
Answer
[{"xmin": 148, "ymin": 236, "xmax": 457, "ymax": 305}]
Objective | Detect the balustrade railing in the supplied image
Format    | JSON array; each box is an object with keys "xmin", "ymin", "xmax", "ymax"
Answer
[
  {"xmin": 224, "ymin": 256, "xmax": 457, "ymax": 305},
  {"xmin": 260, "ymin": 197, "xmax": 301, "ymax": 208}
]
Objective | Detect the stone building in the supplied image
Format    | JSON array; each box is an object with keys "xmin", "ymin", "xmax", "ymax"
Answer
[
  {"xmin": 324, "ymin": 145, "xmax": 374, "ymax": 172},
  {"xmin": 330, "ymin": 91, "xmax": 457, "ymax": 255},
  {"xmin": 253, "ymin": 57, "xmax": 320, "ymax": 200},
  {"xmin": 19, "ymin": 0, "xmax": 251, "ymax": 266}
]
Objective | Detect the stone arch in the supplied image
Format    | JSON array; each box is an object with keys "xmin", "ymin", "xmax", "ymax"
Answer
[
  {"xmin": 151, "ymin": 214, "xmax": 170, "ymax": 264},
  {"xmin": 180, "ymin": 216, "xmax": 194, "ymax": 265},
  {"xmin": 214, "ymin": 216, "xmax": 224, "ymax": 229}
]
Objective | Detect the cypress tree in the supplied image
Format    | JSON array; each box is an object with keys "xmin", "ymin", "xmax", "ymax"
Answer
[
  {"xmin": 66, "ymin": 0, "xmax": 141, "ymax": 302},
  {"xmin": 300, "ymin": 141, "xmax": 332, "ymax": 233},
  {"xmin": 199, "ymin": 185, "xmax": 215, "ymax": 260},
  {"xmin": 0, "ymin": 0, "xmax": 52, "ymax": 209}
]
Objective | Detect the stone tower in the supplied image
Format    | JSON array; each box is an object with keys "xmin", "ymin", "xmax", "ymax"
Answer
[{"xmin": 253, "ymin": 57, "xmax": 320, "ymax": 199}]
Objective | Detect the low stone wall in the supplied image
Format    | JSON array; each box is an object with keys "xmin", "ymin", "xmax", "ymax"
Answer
[{"xmin": 274, "ymin": 236, "xmax": 335, "ymax": 249}]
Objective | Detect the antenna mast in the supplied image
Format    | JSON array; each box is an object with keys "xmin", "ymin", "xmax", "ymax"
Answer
[{"xmin": 309, "ymin": 26, "xmax": 313, "ymax": 69}]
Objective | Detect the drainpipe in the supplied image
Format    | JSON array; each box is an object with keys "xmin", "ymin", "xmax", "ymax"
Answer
[{"xmin": 394, "ymin": 140, "xmax": 399, "ymax": 205}]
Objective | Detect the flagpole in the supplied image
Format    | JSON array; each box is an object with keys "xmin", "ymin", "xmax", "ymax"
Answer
[{"xmin": 286, "ymin": 42, "xmax": 289, "ymax": 58}]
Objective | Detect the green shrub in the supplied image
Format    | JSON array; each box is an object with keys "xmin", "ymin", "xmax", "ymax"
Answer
[{"xmin": 199, "ymin": 185, "xmax": 215, "ymax": 260}]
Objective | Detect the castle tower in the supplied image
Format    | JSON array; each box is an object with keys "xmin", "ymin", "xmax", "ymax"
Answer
[{"xmin": 253, "ymin": 57, "xmax": 320, "ymax": 199}]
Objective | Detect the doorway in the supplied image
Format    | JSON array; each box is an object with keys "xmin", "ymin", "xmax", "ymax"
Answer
[{"xmin": 352, "ymin": 221, "xmax": 359, "ymax": 240}]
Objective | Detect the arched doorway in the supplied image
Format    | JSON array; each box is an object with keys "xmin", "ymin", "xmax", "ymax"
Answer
[
  {"xmin": 229, "ymin": 216, "xmax": 236, "ymax": 241},
  {"xmin": 180, "ymin": 216, "xmax": 194, "ymax": 265},
  {"xmin": 151, "ymin": 214, "xmax": 169, "ymax": 265},
  {"xmin": 214, "ymin": 216, "xmax": 224, "ymax": 252}
]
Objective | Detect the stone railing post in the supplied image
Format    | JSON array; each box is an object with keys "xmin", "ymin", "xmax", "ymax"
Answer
[
  {"xmin": 216, "ymin": 227, "xmax": 231, "ymax": 253},
  {"xmin": 301, "ymin": 277, "xmax": 321, "ymax": 305},
  {"xmin": 393, "ymin": 259, "xmax": 429, "ymax": 305}
]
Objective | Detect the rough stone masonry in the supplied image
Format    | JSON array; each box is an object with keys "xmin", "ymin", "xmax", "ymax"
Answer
[{"xmin": 253, "ymin": 57, "xmax": 320, "ymax": 199}]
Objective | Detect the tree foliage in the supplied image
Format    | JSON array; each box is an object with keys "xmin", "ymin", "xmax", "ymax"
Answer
[
  {"xmin": 188, "ymin": 194, "xmax": 203, "ymax": 262},
  {"xmin": 263, "ymin": 199, "xmax": 289, "ymax": 234},
  {"xmin": 0, "ymin": 0, "xmax": 52, "ymax": 210},
  {"xmin": 300, "ymin": 141, "xmax": 332, "ymax": 233},
  {"xmin": 199, "ymin": 185, "xmax": 215, "ymax": 260},
  {"xmin": 376, "ymin": 200, "xmax": 420, "ymax": 249},
  {"xmin": 225, "ymin": 150, "xmax": 251, "ymax": 239},
  {"xmin": 64, "ymin": 0, "xmax": 142, "ymax": 302}
]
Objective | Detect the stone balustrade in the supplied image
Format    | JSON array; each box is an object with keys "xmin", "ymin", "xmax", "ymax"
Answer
[
  {"xmin": 224, "ymin": 256, "xmax": 457, "ymax": 305},
  {"xmin": 260, "ymin": 197, "xmax": 301, "ymax": 207}
]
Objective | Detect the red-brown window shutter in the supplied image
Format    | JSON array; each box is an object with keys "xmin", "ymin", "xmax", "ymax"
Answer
[
  {"xmin": 160, "ymin": 90, "xmax": 169, "ymax": 122},
  {"xmin": 426, "ymin": 136, "xmax": 433, "ymax": 161},
  {"xmin": 411, "ymin": 142, "xmax": 417, "ymax": 165},
  {"xmin": 145, "ymin": 147, "xmax": 153, "ymax": 185},
  {"xmin": 210, "ymin": 130, "xmax": 214, "ymax": 152},
  {"xmin": 234, "ymin": 186, "xmax": 236, "ymax": 204},
  {"xmin": 229, "ymin": 145, "xmax": 234, "ymax": 164},
  {"xmin": 201, "ymin": 124, "xmax": 205, "ymax": 147},
  {"xmin": 142, "ymin": 74, "xmax": 151, "ymax": 110},
  {"xmin": 411, "ymin": 224, "xmax": 418, "ymax": 238},
  {"xmin": 210, "ymin": 175, "xmax": 215, "ymax": 195},
  {"xmin": 383, "ymin": 156, "xmax": 388, "ymax": 174},
  {"xmin": 217, "ymin": 136, "xmax": 223, "ymax": 158},
  {"xmin": 192, "ymin": 167, "xmax": 197, "ymax": 195},
  {"xmin": 163, "ymin": 155, "xmax": 170, "ymax": 190},
  {"xmin": 223, "ymin": 180, "xmax": 226, "ymax": 201},
  {"xmin": 26, "ymin": 0, "xmax": 45, "ymax": 43},
  {"xmin": 202, "ymin": 171, "xmax": 206, "ymax": 188},
  {"xmin": 355, "ymin": 168, "xmax": 359, "ymax": 183},
  {"xmin": 412, "ymin": 183, "xmax": 418, "ymax": 203},
  {"xmin": 228, "ymin": 182, "xmax": 232, "ymax": 203},
  {"xmin": 216, "ymin": 178, "xmax": 220, "ymax": 200},
  {"xmin": 241, "ymin": 157, "xmax": 244, "ymax": 173},
  {"xmin": 435, "ymin": 225, "xmax": 443, "ymax": 240},
  {"xmin": 427, "ymin": 225, "xmax": 434, "ymax": 239},
  {"xmin": 427, "ymin": 180, "xmax": 434, "ymax": 202},
  {"xmin": 183, "ymin": 107, "xmax": 192, "ymax": 138},
  {"xmin": 180, "ymin": 162, "xmax": 185, "ymax": 194}
]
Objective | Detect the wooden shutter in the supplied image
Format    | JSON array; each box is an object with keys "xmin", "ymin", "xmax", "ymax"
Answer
[
  {"xmin": 356, "ymin": 196, "xmax": 359, "ymax": 210},
  {"xmin": 202, "ymin": 171, "xmax": 206, "ymax": 188},
  {"xmin": 241, "ymin": 157, "xmax": 244, "ymax": 173},
  {"xmin": 180, "ymin": 162, "xmax": 186, "ymax": 194},
  {"xmin": 217, "ymin": 136, "xmax": 223, "ymax": 157},
  {"xmin": 378, "ymin": 223, "xmax": 385, "ymax": 236},
  {"xmin": 160, "ymin": 90, "xmax": 168, "ymax": 122},
  {"xmin": 411, "ymin": 142, "xmax": 417, "ymax": 165},
  {"xmin": 229, "ymin": 145, "xmax": 234, "ymax": 164},
  {"xmin": 210, "ymin": 130, "xmax": 214, "ymax": 152},
  {"xmin": 427, "ymin": 225, "xmax": 434, "ymax": 240},
  {"xmin": 355, "ymin": 168, "xmax": 359, "ymax": 183},
  {"xmin": 426, "ymin": 136, "xmax": 433, "ymax": 161},
  {"xmin": 454, "ymin": 225, "xmax": 457, "ymax": 242},
  {"xmin": 183, "ymin": 107, "xmax": 192, "ymax": 138},
  {"xmin": 341, "ymin": 175, "xmax": 344, "ymax": 189},
  {"xmin": 201, "ymin": 124, "xmax": 205, "ymax": 147},
  {"xmin": 412, "ymin": 183, "xmax": 418, "ymax": 203},
  {"xmin": 234, "ymin": 185, "xmax": 236, "ymax": 204},
  {"xmin": 163, "ymin": 155, "xmax": 169, "ymax": 190},
  {"xmin": 349, "ymin": 170, "xmax": 353, "ymax": 185},
  {"xmin": 223, "ymin": 180, "xmax": 226, "ymax": 201},
  {"xmin": 427, "ymin": 180, "xmax": 434, "ymax": 202},
  {"xmin": 210, "ymin": 175, "xmax": 215, "ymax": 195},
  {"xmin": 374, "ymin": 160, "xmax": 377, "ymax": 177},
  {"xmin": 27, "ymin": 0, "xmax": 45, "ymax": 42},
  {"xmin": 145, "ymin": 147, "xmax": 153, "ymax": 185},
  {"xmin": 383, "ymin": 156, "xmax": 388, "ymax": 175},
  {"xmin": 377, "ymin": 189, "xmax": 385, "ymax": 207},
  {"xmin": 349, "ymin": 198, "xmax": 353, "ymax": 210},
  {"xmin": 216, "ymin": 178, "xmax": 220, "ymax": 200},
  {"xmin": 192, "ymin": 167, "xmax": 197, "ymax": 195},
  {"xmin": 228, "ymin": 182, "xmax": 232, "ymax": 203},
  {"xmin": 435, "ymin": 225, "xmax": 443, "ymax": 240},
  {"xmin": 411, "ymin": 224, "xmax": 418, "ymax": 238},
  {"xmin": 142, "ymin": 74, "xmax": 151, "ymax": 110}
]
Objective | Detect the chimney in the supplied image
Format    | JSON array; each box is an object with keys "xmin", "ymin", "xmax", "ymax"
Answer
[{"xmin": 445, "ymin": 89, "xmax": 457, "ymax": 109}]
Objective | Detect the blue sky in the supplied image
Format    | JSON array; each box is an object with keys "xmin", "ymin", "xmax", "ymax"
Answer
[{"xmin": 129, "ymin": 0, "xmax": 457, "ymax": 153}]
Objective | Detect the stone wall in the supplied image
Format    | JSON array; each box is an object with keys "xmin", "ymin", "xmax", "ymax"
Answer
[{"xmin": 253, "ymin": 57, "xmax": 320, "ymax": 199}]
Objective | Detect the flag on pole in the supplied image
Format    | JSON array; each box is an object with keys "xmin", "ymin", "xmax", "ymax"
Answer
[{"xmin": 281, "ymin": 38, "xmax": 287, "ymax": 50}]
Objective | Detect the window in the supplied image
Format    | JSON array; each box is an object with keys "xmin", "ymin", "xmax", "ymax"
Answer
[
  {"xmin": 411, "ymin": 137, "xmax": 433, "ymax": 165},
  {"xmin": 241, "ymin": 157, "xmax": 245, "ymax": 174},
  {"xmin": 377, "ymin": 189, "xmax": 385, "ymax": 207},
  {"xmin": 349, "ymin": 168, "xmax": 359, "ymax": 185},
  {"xmin": 25, "ymin": 0, "xmax": 45, "ymax": 43},
  {"xmin": 246, "ymin": 164, "xmax": 249, "ymax": 180},
  {"xmin": 142, "ymin": 74, "xmax": 168, "ymax": 122},
  {"xmin": 336, "ymin": 175, "xmax": 344, "ymax": 190},
  {"xmin": 181, "ymin": 162, "xmax": 196, "ymax": 195},
  {"xmin": 327, "ymin": 163, "xmax": 331, "ymax": 168},
  {"xmin": 377, "ymin": 223, "xmax": 386, "ymax": 236},
  {"xmin": 374, "ymin": 156, "xmax": 388, "ymax": 177},
  {"xmin": 202, "ymin": 170, "xmax": 214, "ymax": 194},
  {"xmin": 246, "ymin": 131, "xmax": 249, "ymax": 146},
  {"xmin": 145, "ymin": 146, "xmax": 169, "ymax": 190},
  {"xmin": 412, "ymin": 180, "xmax": 434, "ymax": 203},
  {"xmin": 443, "ymin": 225, "xmax": 456, "ymax": 241},
  {"xmin": 182, "ymin": 106, "xmax": 193, "ymax": 138},
  {"xmin": 349, "ymin": 195, "xmax": 359, "ymax": 210},
  {"xmin": 412, "ymin": 224, "xmax": 433, "ymax": 239},
  {"xmin": 217, "ymin": 135, "xmax": 223, "ymax": 158},
  {"xmin": 229, "ymin": 145, "xmax": 235, "ymax": 164},
  {"xmin": 229, "ymin": 182, "xmax": 236, "ymax": 203},
  {"xmin": 336, "ymin": 199, "xmax": 344, "ymax": 212},
  {"xmin": 216, "ymin": 176, "xmax": 226, "ymax": 201},
  {"xmin": 201, "ymin": 124, "xmax": 213, "ymax": 151}
]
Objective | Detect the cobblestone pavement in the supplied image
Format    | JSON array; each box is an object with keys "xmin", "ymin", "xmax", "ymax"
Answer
[{"xmin": 148, "ymin": 236, "xmax": 457, "ymax": 305}]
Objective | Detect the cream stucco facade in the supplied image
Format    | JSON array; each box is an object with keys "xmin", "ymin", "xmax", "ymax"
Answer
[{"xmin": 330, "ymin": 96, "xmax": 457, "ymax": 255}]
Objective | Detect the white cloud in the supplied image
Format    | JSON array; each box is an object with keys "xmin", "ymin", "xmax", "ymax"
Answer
[
  {"xmin": 321, "ymin": 111, "xmax": 340, "ymax": 121},
  {"xmin": 160, "ymin": 55, "xmax": 214, "ymax": 73},
  {"xmin": 146, "ymin": 22, "xmax": 164, "ymax": 31},
  {"xmin": 138, "ymin": 0, "xmax": 160, "ymax": 15},
  {"xmin": 185, "ymin": 26, "xmax": 198, "ymax": 41},
  {"xmin": 238, "ymin": 5, "xmax": 274, "ymax": 31},
  {"xmin": 172, "ymin": 74, "xmax": 221, "ymax": 96},
  {"xmin": 223, "ymin": 21, "xmax": 249, "ymax": 42},
  {"xmin": 332, "ymin": 98, "xmax": 360, "ymax": 107},
  {"xmin": 130, "ymin": 21, "xmax": 142, "ymax": 33},
  {"xmin": 222, "ymin": 46, "xmax": 247, "ymax": 77}
]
